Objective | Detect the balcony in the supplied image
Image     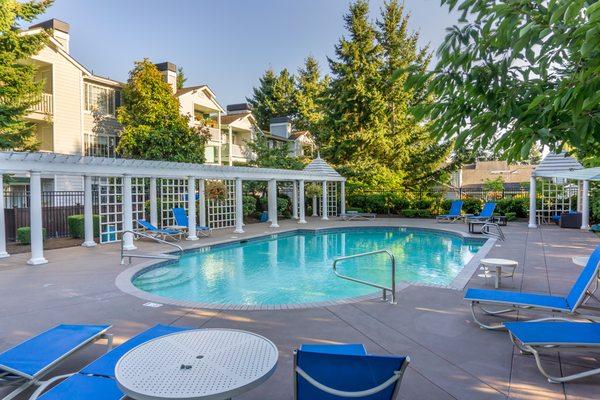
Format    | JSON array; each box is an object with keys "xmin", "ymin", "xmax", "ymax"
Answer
[{"xmin": 30, "ymin": 93, "xmax": 53, "ymax": 115}]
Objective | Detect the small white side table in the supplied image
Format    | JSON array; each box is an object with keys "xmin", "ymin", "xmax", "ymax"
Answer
[
  {"xmin": 115, "ymin": 329, "xmax": 278, "ymax": 400},
  {"xmin": 478, "ymin": 258, "xmax": 518, "ymax": 289}
]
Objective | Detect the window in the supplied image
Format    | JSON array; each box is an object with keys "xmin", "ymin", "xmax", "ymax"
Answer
[
  {"xmin": 84, "ymin": 133, "xmax": 118, "ymax": 158},
  {"xmin": 84, "ymin": 83, "xmax": 117, "ymax": 115}
]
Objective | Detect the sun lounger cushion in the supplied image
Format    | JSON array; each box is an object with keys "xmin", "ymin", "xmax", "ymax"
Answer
[
  {"xmin": 505, "ymin": 322, "xmax": 600, "ymax": 347},
  {"xmin": 0, "ymin": 324, "xmax": 110, "ymax": 379},
  {"xmin": 80, "ymin": 324, "xmax": 187, "ymax": 378},
  {"xmin": 37, "ymin": 374, "xmax": 122, "ymax": 400},
  {"xmin": 464, "ymin": 288, "xmax": 570, "ymax": 311}
]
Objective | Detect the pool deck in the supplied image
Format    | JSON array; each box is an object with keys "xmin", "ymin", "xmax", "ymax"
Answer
[{"xmin": 1, "ymin": 217, "xmax": 599, "ymax": 399}]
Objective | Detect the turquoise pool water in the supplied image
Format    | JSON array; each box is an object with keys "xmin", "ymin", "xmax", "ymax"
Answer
[{"xmin": 133, "ymin": 228, "xmax": 483, "ymax": 306}]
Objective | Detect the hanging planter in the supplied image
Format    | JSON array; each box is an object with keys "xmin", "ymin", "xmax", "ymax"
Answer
[
  {"xmin": 205, "ymin": 180, "xmax": 227, "ymax": 201},
  {"xmin": 305, "ymin": 183, "xmax": 323, "ymax": 198}
]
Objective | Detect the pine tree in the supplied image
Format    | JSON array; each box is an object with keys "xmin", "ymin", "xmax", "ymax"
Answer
[
  {"xmin": 176, "ymin": 67, "xmax": 186, "ymax": 90},
  {"xmin": 321, "ymin": 0, "xmax": 390, "ymax": 190},
  {"xmin": 117, "ymin": 59, "xmax": 207, "ymax": 163},
  {"xmin": 247, "ymin": 68, "xmax": 296, "ymax": 130},
  {"xmin": 294, "ymin": 56, "xmax": 328, "ymax": 135},
  {"xmin": 0, "ymin": 0, "xmax": 53, "ymax": 150},
  {"xmin": 376, "ymin": 0, "xmax": 448, "ymax": 189}
]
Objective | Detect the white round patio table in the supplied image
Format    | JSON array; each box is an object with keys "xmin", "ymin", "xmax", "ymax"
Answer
[
  {"xmin": 478, "ymin": 258, "xmax": 518, "ymax": 289},
  {"xmin": 115, "ymin": 329, "xmax": 278, "ymax": 400},
  {"xmin": 573, "ymin": 256, "xmax": 589, "ymax": 267}
]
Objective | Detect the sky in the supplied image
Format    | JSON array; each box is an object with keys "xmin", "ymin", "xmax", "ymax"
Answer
[{"xmin": 31, "ymin": 0, "xmax": 460, "ymax": 108}]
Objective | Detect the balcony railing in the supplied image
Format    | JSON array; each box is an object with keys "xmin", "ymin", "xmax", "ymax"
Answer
[{"xmin": 30, "ymin": 93, "xmax": 53, "ymax": 114}]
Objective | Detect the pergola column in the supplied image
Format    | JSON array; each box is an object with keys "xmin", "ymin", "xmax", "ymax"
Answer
[
  {"xmin": 298, "ymin": 180, "xmax": 307, "ymax": 224},
  {"xmin": 340, "ymin": 181, "xmax": 346, "ymax": 215},
  {"xmin": 27, "ymin": 171, "xmax": 47, "ymax": 265},
  {"xmin": 198, "ymin": 179, "xmax": 206, "ymax": 227},
  {"xmin": 292, "ymin": 181, "xmax": 298, "ymax": 219},
  {"xmin": 82, "ymin": 175, "xmax": 96, "ymax": 247},
  {"xmin": 268, "ymin": 179, "xmax": 279, "ymax": 228},
  {"xmin": 149, "ymin": 177, "xmax": 158, "ymax": 227},
  {"xmin": 235, "ymin": 178, "xmax": 244, "ymax": 233},
  {"xmin": 187, "ymin": 177, "xmax": 198, "ymax": 240},
  {"xmin": 0, "ymin": 174, "xmax": 9, "ymax": 258},
  {"xmin": 122, "ymin": 175, "xmax": 136, "ymax": 251},
  {"xmin": 321, "ymin": 181, "xmax": 329, "ymax": 220},
  {"xmin": 312, "ymin": 195, "xmax": 318, "ymax": 217},
  {"xmin": 581, "ymin": 180, "xmax": 590, "ymax": 230},
  {"xmin": 528, "ymin": 175, "xmax": 537, "ymax": 228}
]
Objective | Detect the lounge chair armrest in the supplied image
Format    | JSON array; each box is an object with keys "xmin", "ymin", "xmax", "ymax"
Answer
[
  {"xmin": 29, "ymin": 373, "xmax": 74, "ymax": 400},
  {"xmin": 295, "ymin": 366, "xmax": 402, "ymax": 397}
]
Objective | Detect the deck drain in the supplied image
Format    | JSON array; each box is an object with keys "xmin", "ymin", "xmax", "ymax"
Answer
[{"xmin": 143, "ymin": 302, "xmax": 163, "ymax": 308}]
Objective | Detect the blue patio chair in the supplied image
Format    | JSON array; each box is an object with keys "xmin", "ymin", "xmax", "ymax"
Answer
[
  {"xmin": 0, "ymin": 324, "xmax": 112, "ymax": 400},
  {"xmin": 436, "ymin": 200, "xmax": 464, "ymax": 223},
  {"xmin": 293, "ymin": 344, "xmax": 410, "ymax": 399},
  {"xmin": 505, "ymin": 319, "xmax": 600, "ymax": 383},
  {"xmin": 172, "ymin": 207, "xmax": 211, "ymax": 236},
  {"xmin": 32, "ymin": 324, "xmax": 192, "ymax": 400},
  {"xmin": 466, "ymin": 202, "xmax": 496, "ymax": 222},
  {"xmin": 465, "ymin": 245, "xmax": 600, "ymax": 329},
  {"xmin": 137, "ymin": 219, "xmax": 184, "ymax": 241}
]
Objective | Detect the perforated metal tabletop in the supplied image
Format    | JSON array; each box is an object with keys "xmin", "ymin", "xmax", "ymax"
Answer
[{"xmin": 115, "ymin": 329, "xmax": 278, "ymax": 400}]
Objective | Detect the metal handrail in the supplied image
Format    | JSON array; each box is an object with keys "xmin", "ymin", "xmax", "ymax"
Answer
[
  {"xmin": 333, "ymin": 249, "xmax": 397, "ymax": 304},
  {"xmin": 482, "ymin": 223, "xmax": 505, "ymax": 241},
  {"xmin": 120, "ymin": 230, "xmax": 183, "ymax": 265}
]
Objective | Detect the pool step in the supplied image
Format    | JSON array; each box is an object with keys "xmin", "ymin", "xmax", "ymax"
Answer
[
  {"xmin": 135, "ymin": 271, "xmax": 194, "ymax": 290},
  {"xmin": 135, "ymin": 267, "xmax": 171, "ymax": 282}
]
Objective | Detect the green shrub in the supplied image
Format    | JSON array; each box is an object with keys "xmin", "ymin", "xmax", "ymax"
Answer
[
  {"xmin": 346, "ymin": 207, "xmax": 363, "ymax": 212},
  {"xmin": 17, "ymin": 227, "xmax": 47, "ymax": 244},
  {"xmin": 462, "ymin": 198, "xmax": 483, "ymax": 214},
  {"xmin": 277, "ymin": 197, "xmax": 289, "ymax": 216},
  {"xmin": 242, "ymin": 196, "xmax": 257, "ymax": 217},
  {"xmin": 411, "ymin": 198, "xmax": 434, "ymax": 210},
  {"xmin": 416, "ymin": 209, "xmax": 432, "ymax": 218},
  {"xmin": 495, "ymin": 197, "xmax": 529, "ymax": 218},
  {"xmin": 67, "ymin": 214, "xmax": 100, "ymax": 238},
  {"xmin": 401, "ymin": 209, "xmax": 418, "ymax": 218},
  {"xmin": 505, "ymin": 212, "xmax": 517, "ymax": 221},
  {"xmin": 347, "ymin": 193, "xmax": 410, "ymax": 214}
]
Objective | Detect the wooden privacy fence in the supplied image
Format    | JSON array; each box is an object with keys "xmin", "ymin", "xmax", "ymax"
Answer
[{"xmin": 3, "ymin": 191, "xmax": 98, "ymax": 241}]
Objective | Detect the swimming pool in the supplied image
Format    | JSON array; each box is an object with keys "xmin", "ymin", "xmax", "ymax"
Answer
[{"xmin": 131, "ymin": 228, "xmax": 484, "ymax": 308}]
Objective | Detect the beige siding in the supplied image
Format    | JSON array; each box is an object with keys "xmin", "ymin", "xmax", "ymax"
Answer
[{"xmin": 32, "ymin": 45, "xmax": 83, "ymax": 155}]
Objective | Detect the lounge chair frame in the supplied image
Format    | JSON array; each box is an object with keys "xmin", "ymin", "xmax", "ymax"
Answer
[
  {"xmin": 292, "ymin": 350, "xmax": 409, "ymax": 399},
  {"xmin": 0, "ymin": 325, "xmax": 113, "ymax": 400},
  {"xmin": 339, "ymin": 212, "xmax": 376, "ymax": 221},
  {"xmin": 136, "ymin": 219, "xmax": 183, "ymax": 242},
  {"xmin": 468, "ymin": 277, "xmax": 600, "ymax": 330},
  {"xmin": 436, "ymin": 200, "xmax": 464, "ymax": 223},
  {"xmin": 172, "ymin": 208, "xmax": 211, "ymax": 237},
  {"xmin": 508, "ymin": 317, "xmax": 600, "ymax": 383}
]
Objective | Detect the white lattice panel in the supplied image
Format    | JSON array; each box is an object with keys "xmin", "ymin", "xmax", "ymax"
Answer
[
  {"xmin": 159, "ymin": 178, "xmax": 187, "ymax": 228},
  {"xmin": 98, "ymin": 177, "xmax": 122, "ymax": 244},
  {"xmin": 132, "ymin": 177, "xmax": 146, "ymax": 226},
  {"xmin": 327, "ymin": 181, "xmax": 338, "ymax": 216},
  {"xmin": 208, "ymin": 180, "xmax": 236, "ymax": 229}
]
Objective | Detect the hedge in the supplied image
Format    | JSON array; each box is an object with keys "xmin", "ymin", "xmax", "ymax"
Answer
[
  {"xmin": 67, "ymin": 214, "xmax": 100, "ymax": 239},
  {"xmin": 17, "ymin": 227, "xmax": 47, "ymax": 244},
  {"xmin": 242, "ymin": 195, "xmax": 257, "ymax": 217}
]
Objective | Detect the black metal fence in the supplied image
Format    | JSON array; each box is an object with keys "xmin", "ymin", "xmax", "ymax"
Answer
[{"xmin": 3, "ymin": 190, "xmax": 98, "ymax": 241}]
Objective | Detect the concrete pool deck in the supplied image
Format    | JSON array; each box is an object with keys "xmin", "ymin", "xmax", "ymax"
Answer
[{"xmin": 1, "ymin": 217, "xmax": 599, "ymax": 399}]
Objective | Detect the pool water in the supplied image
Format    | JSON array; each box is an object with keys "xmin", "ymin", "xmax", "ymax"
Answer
[{"xmin": 133, "ymin": 228, "xmax": 483, "ymax": 306}]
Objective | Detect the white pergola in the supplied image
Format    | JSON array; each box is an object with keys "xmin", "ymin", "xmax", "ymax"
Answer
[
  {"xmin": 528, "ymin": 152, "xmax": 588, "ymax": 229},
  {"xmin": 0, "ymin": 152, "xmax": 345, "ymax": 265}
]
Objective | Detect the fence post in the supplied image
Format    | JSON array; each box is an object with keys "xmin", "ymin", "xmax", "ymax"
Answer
[{"xmin": 0, "ymin": 175, "xmax": 8, "ymax": 258}]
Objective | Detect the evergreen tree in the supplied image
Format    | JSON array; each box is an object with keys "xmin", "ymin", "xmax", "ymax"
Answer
[
  {"xmin": 377, "ymin": 0, "xmax": 449, "ymax": 188},
  {"xmin": 247, "ymin": 68, "xmax": 297, "ymax": 130},
  {"xmin": 321, "ymin": 0, "xmax": 391, "ymax": 190},
  {"xmin": 176, "ymin": 66, "xmax": 186, "ymax": 90},
  {"xmin": 246, "ymin": 133, "xmax": 305, "ymax": 170},
  {"xmin": 294, "ymin": 56, "xmax": 328, "ymax": 134},
  {"xmin": 117, "ymin": 59, "xmax": 207, "ymax": 163},
  {"xmin": 0, "ymin": 0, "xmax": 53, "ymax": 151}
]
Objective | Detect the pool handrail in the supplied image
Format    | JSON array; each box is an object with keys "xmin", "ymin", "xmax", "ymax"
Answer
[{"xmin": 332, "ymin": 249, "xmax": 397, "ymax": 304}]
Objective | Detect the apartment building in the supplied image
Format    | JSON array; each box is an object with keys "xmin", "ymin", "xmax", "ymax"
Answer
[{"xmin": 11, "ymin": 19, "xmax": 316, "ymax": 193}]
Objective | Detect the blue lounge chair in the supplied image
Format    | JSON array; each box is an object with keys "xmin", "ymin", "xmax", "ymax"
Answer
[
  {"xmin": 465, "ymin": 245, "xmax": 600, "ymax": 329},
  {"xmin": 294, "ymin": 344, "xmax": 409, "ymax": 399},
  {"xmin": 436, "ymin": 200, "xmax": 464, "ymax": 223},
  {"xmin": 172, "ymin": 207, "xmax": 211, "ymax": 236},
  {"xmin": 32, "ymin": 324, "xmax": 191, "ymax": 400},
  {"xmin": 506, "ymin": 320, "xmax": 600, "ymax": 383},
  {"xmin": 137, "ymin": 219, "xmax": 183, "ymax": 241},
  {"xmin": 0, "ymin": 324, "xmax": 112, "ymax": 400},
  {"xmin": 466, "ymin": 202, "xmax": 496, "ymax": 222}
]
